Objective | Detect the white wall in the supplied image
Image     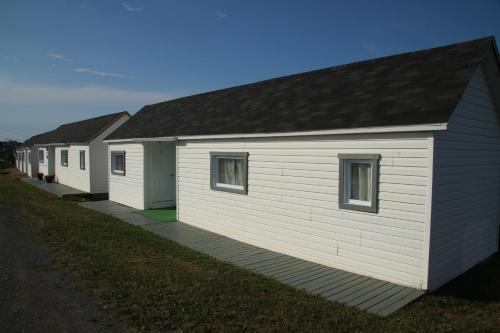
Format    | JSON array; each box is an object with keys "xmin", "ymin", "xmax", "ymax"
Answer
[
  {"xmin": 89, "ymin": 114, "xmax": 130, "ymax": 194},
  {"xmin": 177, "ymin": 132, "xmax": 432, "ymax": 288},
  {"xmin": 37, "ymin": 147, "xmax": 49, "ymax": 175},
  {"xmin": 428, "ymin": 66, "xmax": 500, "ymax": 290},
  {"xmin": 29, "ymin": 147, "xmax": 39, "ymax": 177},
  {"xmin": 108, "ymin": 142, "xmax": 145, "ymax": 210},
  {"xmin": 26, "ymin": 148, "xmax": 32, "ymax": 177},
  {"xmin": 54, "ymin": 145, "xmax": 91, "ymax": 192}
]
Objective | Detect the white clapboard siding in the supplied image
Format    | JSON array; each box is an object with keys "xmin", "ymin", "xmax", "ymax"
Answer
[
  {"xmin": 37, "ymin": 148, "xmax": 49, "ymax": 175},
  {"xmin": 89, "ymin": 114, "xmax": 130, "ymax": 194},
  {"xmin": 108, "ymin": 142, "xmax": 145, "ymax": 210},
  {"xmin": 177, "ymin": 131, "xmax": 431, "ymax": 288},
  {"xmin": 428, "ymin": 66, "xmax": 500, "ymax": 290},
  {"xmin": 54, "ymin": 145, "xmax": 91, "ymax": 192}
]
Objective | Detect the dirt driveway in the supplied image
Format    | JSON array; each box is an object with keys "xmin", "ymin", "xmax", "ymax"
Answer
[{"xmin": 0, "ymin": 202, "xmax": 124, "ymax": 333}]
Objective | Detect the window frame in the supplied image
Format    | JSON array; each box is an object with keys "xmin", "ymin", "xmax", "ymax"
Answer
[
  {"xmin": 210, "ymin": 152, "xmax": 249, "ymax": 195},
  {"xmin": 39, "ymin": 149, "xmax": 44, "ymax": 164},
  {"xmin": 60, "ymin": 149, "xmax": 68, "ymax": 167},
  {"xmin": 111, "ymin": 151, "xmax": 126, "ymax": 176},
  {"xmin": 79, "ymin": 150, "xmax": 85, "ymax": 170},
  {"xmin": 338, "ymin": 154, "xmax": 380, "ymax": 213}
]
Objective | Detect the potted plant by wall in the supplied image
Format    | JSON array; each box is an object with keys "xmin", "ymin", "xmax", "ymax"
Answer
[
  {"xmin": 36, "ymin": 172, "xmax": 44, "ymax": 180},
  {"xmin": 45, "ymin": 174, "xmax": 55, "ymax": 183}
]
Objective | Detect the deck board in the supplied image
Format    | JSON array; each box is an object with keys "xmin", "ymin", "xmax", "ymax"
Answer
[{"xmin": 79, "ymin": 200, "xmax": 425, "ymax": 316}]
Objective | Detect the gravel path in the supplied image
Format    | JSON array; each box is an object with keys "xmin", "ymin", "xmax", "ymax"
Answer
[{"xmin": 0, "ymin": 202, "xmax": 125, "ymax": 333}]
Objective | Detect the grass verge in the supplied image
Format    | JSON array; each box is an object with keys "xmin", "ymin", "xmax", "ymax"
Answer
[{"xmin": 1, "ymin": 170, "xmax": 500, "ymax": 332}]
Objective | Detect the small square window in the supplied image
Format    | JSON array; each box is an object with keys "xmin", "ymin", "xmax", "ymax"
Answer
[
  {"xmin": 338, "ymin": 154, "xmax": 380, "ymax": 213},
  {"xmin": 80, "ymin": 150, "xmax": 85, "ymax": 170},
  {"xmin": 111, "ymin": 151, "xmax": 125, "ymax": 175},
  {"xmin": 61, "ymin": 149, "xmax": 68, "ymax": 167},
  {"xmin": 210, "ymin": 152, "xmax": 248, "ymax": 194}
]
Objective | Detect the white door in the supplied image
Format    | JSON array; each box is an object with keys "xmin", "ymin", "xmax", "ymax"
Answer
[{"xmin": 148, "ymin": 142, "xmax": 176, "ymax": 208}]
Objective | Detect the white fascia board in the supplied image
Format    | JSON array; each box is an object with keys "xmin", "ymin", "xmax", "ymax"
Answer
[
  {"xmin": 33, "ymin": 143, "xmax": 67, "ymax": 147},
  {"xmin": 101, "ymin": 123, "xmax": 448, "ymax": 143},
  {"xmin": 178, "ymin": 123, "xmax": 448, "ymax": 140},
  {"xmin": 103, "ymin": 139, "xmax": 135, "ymax": 143},
  {"xmin": 103, "ymin": 137, "xmax": 177, "ymax": 143}
]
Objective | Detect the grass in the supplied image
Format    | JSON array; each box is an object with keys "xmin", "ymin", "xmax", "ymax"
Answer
[
  {"xmin": 1, "ymin": 169, "xmax": 500, "ymax": 332},
  {"xmin": 135, "ymin": 208, "xmax": 177, "ymax": 222}
]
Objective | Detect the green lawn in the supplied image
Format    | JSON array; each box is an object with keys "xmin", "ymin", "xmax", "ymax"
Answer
[
  {"xmin": 135, "ymin": 208, "xmax": 176, "ymax": 222},
  {"xmin": 1, "ymin": 169, "xmax": 500, "ymax": 332}
]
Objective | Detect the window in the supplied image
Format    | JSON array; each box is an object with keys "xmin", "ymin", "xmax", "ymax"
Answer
[
  {"xmin": 79, "ymin": 150, "xmax": 85, "ymax": 170},
  {"xmin": 111, "ymin": 151, "xmax": 125, "ymax": 175},
  {"xmin": 39, "ymin": 150, "xmax": 44, "ymax": 163},
  {"xmin": 210, "ymin": 152, "xmax": 248, "ymax": 194},
  {"xmin": 61, "ymin": 149, "xmax": 68, "ymax": 167},
  {"xmin": 338, "ymin": 154, "xmax": 380, "ymax": 213}
]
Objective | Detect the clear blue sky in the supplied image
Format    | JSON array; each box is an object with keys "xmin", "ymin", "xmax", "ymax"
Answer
[{"xmin": 1, "ymin": 0, "xmax": 499, "ymax": 141}]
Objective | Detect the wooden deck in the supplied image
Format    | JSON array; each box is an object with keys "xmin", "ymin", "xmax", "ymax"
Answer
[{"xmin": 80, "ymin": 200, "xmax": 424, "ymax": 316}]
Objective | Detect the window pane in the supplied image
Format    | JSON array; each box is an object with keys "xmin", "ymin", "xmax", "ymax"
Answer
[
  {"xmin": 350, "ymin": 162, "xmax": 371, "ymax": 201},
  {"xmin": 112, "ymin": 153, "xmax": 124, "ymax": 171},
  {"xmin": 218, "ymin": 158, "xmax": 244, "ymax": 186}
]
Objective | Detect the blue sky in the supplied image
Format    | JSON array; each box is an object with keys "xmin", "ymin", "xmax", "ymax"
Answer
[{"xmin": 1, "ymin": 0, "xmax": 499, "ymax": 141}]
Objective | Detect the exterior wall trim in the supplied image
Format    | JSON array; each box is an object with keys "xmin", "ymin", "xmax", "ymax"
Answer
[
  {"xmin": 422, "ymin": 133, "xmax": 434, "ymax": 290},
  {"xmin": 104, "ymin": 123, "xmax": 448, "ymax": 143}
]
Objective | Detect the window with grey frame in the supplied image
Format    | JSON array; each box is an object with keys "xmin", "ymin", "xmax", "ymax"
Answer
[
  {"xmin": 210, "ymin": 152, "xmax": 248, "ymax": 194},
  {"xmin": 61, "ymin": 149, "xmax": 68, "ymax": 167},
  {"xmin": 338, "ymin": 154, "xmax": 380, "ymax": 213},
  {"xmin": 79, "ymin": 150, "xmax": 85, "ymax": 170},
  {"xmin": 111, "ymin": 151, "xmax": 125, "ymax": 175},
  {"xmin": 39, "ymin": 150, "xmax": 44, "ymax": 163}
]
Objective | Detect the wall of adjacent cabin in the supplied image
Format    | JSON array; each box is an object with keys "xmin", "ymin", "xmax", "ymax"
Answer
[
  {"xmin": 108, "ymin": 142, "xmax": 145, "ymax": 210},
  {"xmin": 25, "ymin": 148, "xmax": 32, "ymax": 177},
  {"xmin": 428, "ymin": 66, "xmax": 500, "ymax": 290},
  {"xmin": 29, "ymin": 147, "xmax": 39, "ymax": 177},
  {"xmin": 89, "ymin": 114, "xmax": 130, "ymax": 194},
  {"xmin": 37, "ymin": 147, "xmax": 49, "ymax": 175},
  {"xmin": 176, "ymin": 132, "xmax": 433, "ymax": 288},
  {"xmin": 54, "ymin": 145, "xmax": 91, "ymax": 192}
]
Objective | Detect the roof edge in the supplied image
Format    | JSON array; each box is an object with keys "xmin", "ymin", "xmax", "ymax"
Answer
[
  {"xmin": 104, "ymin": 123, "xmax": 447, "ymax": 143},
  {"xmin": 86, "ymin": 111, "xmax": 131, "ymax": 144}
]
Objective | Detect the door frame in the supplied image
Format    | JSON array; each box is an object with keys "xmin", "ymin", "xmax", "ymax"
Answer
[{"xmin": 144, "ymin": 141, "xmax": 176, "ymax": 209}]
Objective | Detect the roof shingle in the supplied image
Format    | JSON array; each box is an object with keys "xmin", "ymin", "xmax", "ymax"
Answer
[{"xmin": 106, "ymin": 37, "xmax": 498, "ymax": 140}]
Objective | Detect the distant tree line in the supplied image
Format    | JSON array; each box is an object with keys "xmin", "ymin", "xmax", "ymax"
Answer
[{"xmin": 0, "ymin": 140, "xmax": 21, "ymax": 168}]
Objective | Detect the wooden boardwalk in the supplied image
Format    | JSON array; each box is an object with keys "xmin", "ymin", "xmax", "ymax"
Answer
[{"xmin": 80, "ymin": 200, "xmax": 424, "ymax": 316}]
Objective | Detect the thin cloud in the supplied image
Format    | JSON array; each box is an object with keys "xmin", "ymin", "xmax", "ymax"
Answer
[
  {"xmin": 121, "ymin": 3, "xmax": 143, "ymax": 12},
  {"xmin": 215, "ymin": 10, "xmax": 228, "ymax": 18},
  {"xmin": 3, "ymin": 55, "xmax": 20, "ymax": 61},
  {"xmin": 0, "ymin": 81, "xmax": 173, "ymax": 106},
  {"xmin": 74, "ymin": 68, "xmax": 133, "ymax": 79},
  {"xmin": 47, "ymin": 52, "xmax": 72, "ymax": 62},
  {"xmin": 79, "ymin": 4, "xmax": 87, "ymax": 8}
]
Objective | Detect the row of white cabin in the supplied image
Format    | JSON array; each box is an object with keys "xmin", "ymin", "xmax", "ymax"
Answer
[{"xmin": 15, "ymin": 37, "xmax": 500, "ymax": 291}]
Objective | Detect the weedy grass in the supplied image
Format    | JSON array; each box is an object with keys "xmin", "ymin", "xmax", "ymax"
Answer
[{"xmin": 1, "ymin": 169, "xmax": 499, "ymax": 332}]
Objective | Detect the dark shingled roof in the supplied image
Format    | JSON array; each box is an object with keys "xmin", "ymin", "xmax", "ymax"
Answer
[
  {"xmin": 32, "ymin": 112, "xmax": 129, "ymax": 145},
  {"xmin": 107, "ymin": 37, "xmax": 498, "ymax": 140}
]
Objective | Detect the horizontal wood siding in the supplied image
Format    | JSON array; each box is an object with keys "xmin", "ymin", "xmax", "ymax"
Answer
[
  {"xmin": 429, "ymin": 66, "xmax": 500, "ymax": 289},
  {"xmin": 108, "ymin": 142, "xmax": 145, "ymax": 210},
  {"xmin": 54, "ymin": 145, "xmax": 91, "ymax": 192},
  {"xmin": 37, "ymin": 148, "xmax": 49, "ymax": 175},
  {"xmin": 177, "ymin": 132, "xmax": 432, "ymax": 288},
  {"xmin": 89, "ymin": 114, "xmax": 130, "ymax": 194}
]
